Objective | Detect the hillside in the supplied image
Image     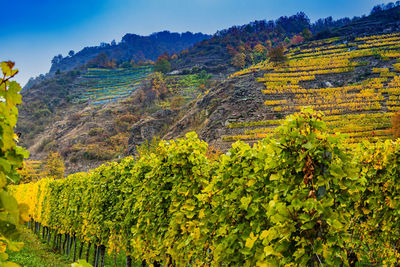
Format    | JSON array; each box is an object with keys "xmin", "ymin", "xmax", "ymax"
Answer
[
  {"xmin": 49, "ymin": 31, "xmax": 211, "ymax": 74},
  {"xmin": 18, "ymin": 67, "xmax": 214, "ymax": 173},
  {"xmin": 164, "ymin": 32, "xmax": 400, "ymax": 151},
  {"xmin": 170, "ymin": 13, "xmax": 311, "ymax": 74},
  {"xmin": 318, "ymin": 5, "xmax": 400, "ymax": 38},
  {"xmin": 18, "ymin": 31, "xmax": 400, "ymax": 174},
  {"xmin": 17, "ymin": 4, "xmax": 400, "ymax": 174},
  {"xmin": 170, "ymin": 5, "xmax": 400, "ymax": 74}
]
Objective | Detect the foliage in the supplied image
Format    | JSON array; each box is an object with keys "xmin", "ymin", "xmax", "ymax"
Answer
[
  {"xmin": 42, "ymin": 152, "xmax": 65, "ymax": 180},
  {"xmin": 204, "ymin": 140, "xmax": 277, "ymax": 266},
  {"xmin": 291, "ymin": 34, "xmax": 304, "ymax": 45},
  {"xmin": 392, "ymin": 111, "xmax": 400, "ymax": 138},
  {"xmin": 231, "ymin": 53, "xmax": 246, "ymax": 68},
  {"xmin": 301, "ymin": 28, "xmax": 312, "ymax": 40},
  {"xmin": 169, "ymin": 95, "xmax": 185, "ymax": 110},
  {"xmin": 154, "ymin": 58, "xmax": 171, "ymax": 74},
  {"xmin": 128, "ymin": 132, "xmax": 212, "ymax": 264},
  {"xmin": 351, "ymin": 139, "xmax": 400, "ymax": 265},
  {"xmin": 263, "ymin": 108, "xmax": 360, "ymax": 265},
  {"xmin": 150, "ymin": 72, "xmax": 168, "ymax": 99},
  {"xmin": 86, "ymin": 53, "xmax": 116, "ymax": 69},
  {"xmin": 11, "ymin": 108, "xmax": 400, "ymax": 266},
  {"xmin": 268, "ymin": 46, "xmax": 288, "ymax": 63},
  {"xmin": 253, "ymin": 44, "xmax": 266, "ymax": 54},
  {"xmin": 17, "ymin": 161, "xmax": 42, "ymax": 183},
  {"xmin": 0, "ymin": 61, "xmax": 29, "ymax": 265},
  {"xmin": 228, "ymin": 32, "xmax": 400, "ymax": 143}
]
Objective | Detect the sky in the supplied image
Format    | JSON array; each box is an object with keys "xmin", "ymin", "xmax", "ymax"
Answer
[{"xmin": 0, "ymin": 0, "xmax": 394, "ymax": 86}]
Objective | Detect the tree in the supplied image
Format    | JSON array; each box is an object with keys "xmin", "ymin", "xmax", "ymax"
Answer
[
  {"xmin": 170, "ymin": 95, "xmax": 185, "ymax": 110},
  {"xmin": 157, "ymin": 53, "xmax": 169, "ymax": 62},
  {"xmin": 68, "ymin": 50, "xmax": 75, "ymax": 57},
  {"xmin": 51, "ymin": 54, "xmax": 63, "ymax": 65},
  {"xmin": 154, "ymin": 59, "xmax": 171, "ymax": 73},
  {"xmin": 42, "ymin": 151, "xmax": 65, "ymax": 179},
  {"xmin": 385, "ymin": 2, "xmax": 395, "ymax": 10},
  {"xmin": 371, "ymin": 4, "xmax": 384, "ymax": 15},
  {"xmin": 231, "ymin": 52, "xmax": 246, "ymax": 69},
  {"xmin": 87, "ymin": 52, "xmax": 116, "ymax": 69},
  {"xmin": 268, "ymin": 46, "xmax": 287, "ymax": 63},
  {"xmin": 120, "ymin": 61, "xmax": 133, "ymax": 68},
  {"xmin": 226, "ymin": 45, "xmax": 237, "ymax": 56},
  {"xmin": 301, "ymin": 28, "xmax": 312, "ymax": 41},
  {"xmin": 265, "ymin": 40, "xmax": 272, "ymax": 50},
  {"xmin": 283, "ymin": 37, "xmax": 291, "ymax": 46},
  {"xmin": 253, "ymin": 43, "xmax": 266, "ymax": 54},
  {"xmin": 291, "ymin": 34, "xmax": 304, "ymax": 45},
  {"xmin": 151, "ymin": 72, "xmax": 168, "ymax": 99}
]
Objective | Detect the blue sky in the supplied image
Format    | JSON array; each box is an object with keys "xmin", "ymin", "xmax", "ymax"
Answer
[{"xmin": 0, "ymin": 0, "xmax": 393, "ymax": 86}]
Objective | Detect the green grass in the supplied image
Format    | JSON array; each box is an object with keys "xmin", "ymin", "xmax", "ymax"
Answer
[
  {"xmin": 8, "ymin": 227, "xmax": 141, "ymax": 267},
  {"xmin": 8, "ymin": 227, "xmax": 69, "ymax": 267}
]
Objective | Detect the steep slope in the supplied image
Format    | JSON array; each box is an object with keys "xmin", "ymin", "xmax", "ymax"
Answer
[
  {"xmin": 149, "ymin": 32, "xmax": 400, "ymax": 153},
  {"xmin": 18, "ymin": 67, "xmax": 214, "ymax": 174}
]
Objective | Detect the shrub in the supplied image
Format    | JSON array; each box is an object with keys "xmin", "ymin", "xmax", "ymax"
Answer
[
  {"xmin": 88, "ymin": 127, "xmax": 105, "ymax": 137},
  {"xmin": 268, "ymin": 46, "xmax": 288, "ymax": 63}
]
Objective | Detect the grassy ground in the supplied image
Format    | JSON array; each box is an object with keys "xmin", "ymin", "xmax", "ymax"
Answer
[
  {"xmin": 8, "ymin": 227, "xmax": 139, "ymax": 267},
  {"xmin": 8, "ymin": 227, "xmax": 69, "ymax": 267}
]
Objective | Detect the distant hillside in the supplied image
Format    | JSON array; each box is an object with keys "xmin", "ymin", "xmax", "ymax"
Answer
[
  {"xmin": 49, "ymin": 31, "xmax": 211, "ymax": 73},
  {"xmin": 313, "ymin": 5, "xmax": 400, "ymax": 39},
  {"xmin": 170, "ymin": 3, "xmax": 400, "ymax": 74},
  {"xmin": 170, "ymin": 12, "xmax": 311, "ymax": 74}
]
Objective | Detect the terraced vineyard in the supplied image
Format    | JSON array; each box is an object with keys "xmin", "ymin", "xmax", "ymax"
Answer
[
  {"xmin": 75, "ymin": 66, "xmax": 153, "ymax": 105},
  {"xmin": 225, "ymin": 32, "xmax": 400, "ymax": 143}
]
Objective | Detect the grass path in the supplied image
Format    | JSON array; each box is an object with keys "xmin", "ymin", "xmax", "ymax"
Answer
[
  {"xmin": 7, "ymin": 227, "xmax": 136, "ymax": 267},
  {"xmin": 8, "ymin": 227, "xmax": 69, "ymax": 267}
]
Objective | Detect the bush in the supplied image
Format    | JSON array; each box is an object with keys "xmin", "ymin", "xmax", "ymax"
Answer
[
  {"xmin": 154, "ymin": 59, "xmax": 171, "ymax": 73},
  {"xmin": 268, "ymin": 46, "xmax": 288, "ymax": 63},
  {"xmin": 88, "ymin": 127, "xmax": 104, "ymax": 137}
]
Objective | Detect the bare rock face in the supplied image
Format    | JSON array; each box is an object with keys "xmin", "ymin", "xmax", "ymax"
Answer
[
  {"xmin": 159, "ymin": 73, "xmax": 272, "ymax": 151},
  {"xmin": 126, "ymin": 73, "xmax": 270, "ymax": 154},
  {"xmin": 128, "ymin": 109, "xmax": 177, "ymax": 155}
]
